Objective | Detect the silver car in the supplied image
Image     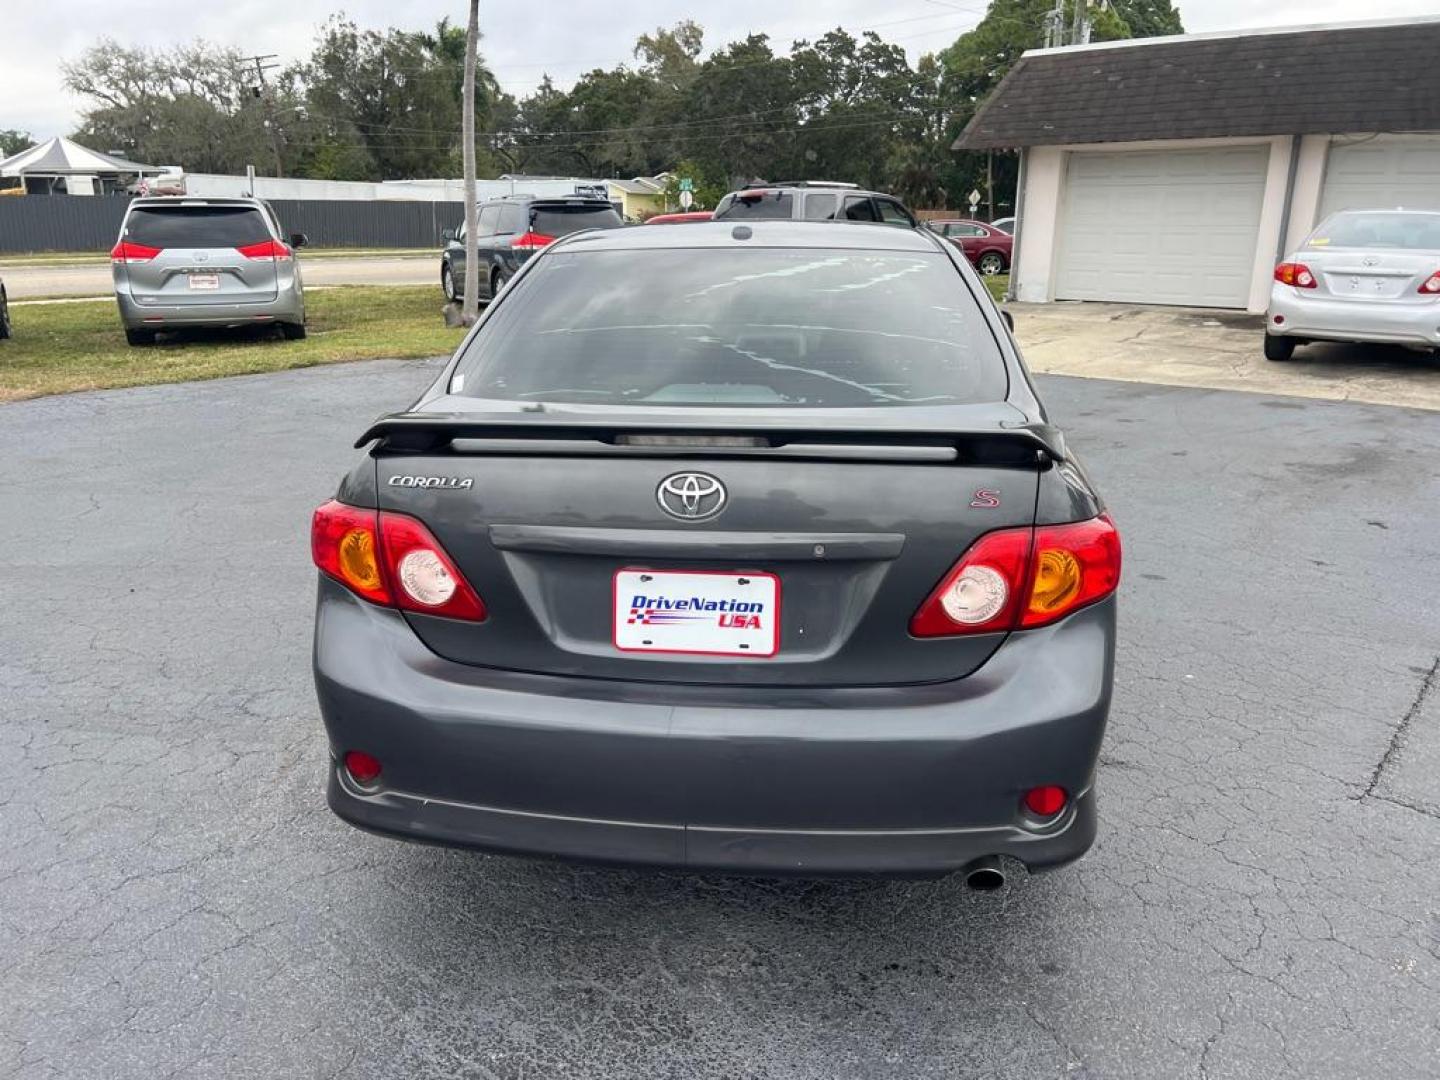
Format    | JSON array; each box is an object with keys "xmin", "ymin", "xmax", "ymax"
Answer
[
  {"xmin": 1266, "ymin": 208, "xmax": 1440, "ymax": 361},
  {"xmin": 111, "ymin": 197, "xmax": 307, "ymax": 346}
]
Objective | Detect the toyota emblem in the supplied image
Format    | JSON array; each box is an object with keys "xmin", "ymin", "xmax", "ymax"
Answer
[{"xmin": 656, "ymin": 472, "xmax": 727, "ymax": 521}]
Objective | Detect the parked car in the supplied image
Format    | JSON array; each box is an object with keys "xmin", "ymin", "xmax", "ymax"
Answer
[
  {"xmin": 0, "ymin": 276, "xmax": 10, "ymax": 340},
  {"xmin": 312, "ymin": 220, "xmax": 1121, "ymax": 884},
  {"xmin": 990, "ymin": 217, "xmax": 1016, "ymax": 235},
  {"xmin": 110, "ymin": 196, "xmax": 307, "ymax": 346},
  {"xmin": 1266, "ymin": 208, "xmax": 1440, "ymax": 361},
  {"xmin": 928, "ymin": 219, "xmax": 1014, "ymax": 276},
  {"xmin": 441, "ymin": 195, "xmax": 624, "ymax": 303},
  {"xmin": 713, "ymin": 182, "xmax": 918, "ymax": 227},
  {"xmin": 644, "ymin": 211, "xmax": 715, "ymax": 224}
]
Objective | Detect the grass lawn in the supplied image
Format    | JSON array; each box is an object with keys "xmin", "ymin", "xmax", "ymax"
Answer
[
  {"xmin": 0, "ymin": 286, "xmax": 464, "ymax": 402},
  {"xmin": 983, "ymin": 274, "xmax": 1009, "ymax": 302}
]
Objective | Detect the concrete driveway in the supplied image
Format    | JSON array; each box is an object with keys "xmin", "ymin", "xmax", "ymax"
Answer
[
  {"xmin": 1014, "ymin": 302, "xmax": 1440, "ymax": 411},
  {"xmin": 2, "ymin": 253, "xmax": 435, "ymax": 299},
  {"xmin": 2, "ymin": 360, "xmax": 1438, "ymax": 1079}
]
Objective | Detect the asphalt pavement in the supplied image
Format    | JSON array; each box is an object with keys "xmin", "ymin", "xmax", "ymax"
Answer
[
  {"xmin": 2, "ymin": 361, "xmax": 1438, "ymax": 1079},
  {"xmin": 2, "ymin": 253, "xmax": 434, "ymax": 299}
]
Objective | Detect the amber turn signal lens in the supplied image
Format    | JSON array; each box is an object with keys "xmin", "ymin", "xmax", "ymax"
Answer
[
  {"xmin": 1028, "ymin": 547, "xmax": 1082, "ymax": 616},
  {"xmin": 338, "ymin": 528, "xmax": 383, "ymax": 593}
]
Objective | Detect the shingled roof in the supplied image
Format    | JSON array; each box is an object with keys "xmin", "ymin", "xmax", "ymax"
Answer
[{"xmin": 953, "ymin": 18, "xmax": 1440, "ymax": 150}]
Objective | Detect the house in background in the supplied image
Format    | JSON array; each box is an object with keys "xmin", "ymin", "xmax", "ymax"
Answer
[
  {"xmin": 607, "ymin": 174, "xmax": 675, "ymax": 220},
  {"xmin": 953, "ymin": 17, "xmax": 1440, "ymax": 312}
]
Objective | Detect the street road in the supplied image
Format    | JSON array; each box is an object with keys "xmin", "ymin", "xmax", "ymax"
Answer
[
  {"xmin": 2, "ymin": 361, "xmax": 1437, "ymax": 1079},
  {"xmin": 2, "ymin": 253, "xmax": 435, "ymax": 298}
]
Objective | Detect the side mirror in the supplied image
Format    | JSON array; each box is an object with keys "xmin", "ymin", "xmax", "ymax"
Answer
[
  {"xmin": 441, "ymin": 228, "xmax": 457, "ymax": 243},
  {"xmin": 289, "ymin": 232, "xmax": 309, "ymax": 249},
  {"xmin": 1001, "ymin": 309, "xmax": 1014, "ymax": 332}
]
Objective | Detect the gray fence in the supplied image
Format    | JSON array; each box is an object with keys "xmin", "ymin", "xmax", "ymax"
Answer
[{"xmin": 0, "ymin": 196, "xmax": 465, "ymax": 253}]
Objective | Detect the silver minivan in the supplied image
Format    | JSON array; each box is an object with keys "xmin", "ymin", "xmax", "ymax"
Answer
[{"xmin": 111, "ymin": 197, "xmax": 307, "ymax": 346}]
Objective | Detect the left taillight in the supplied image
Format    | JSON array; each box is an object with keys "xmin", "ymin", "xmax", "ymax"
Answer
[
  {"xmin": 237, "ymin": 239, "xmax": 293, "ymax": 261},
  {"xmin": 311, "ymin": 500, "xmax": 486, "ymax": 622},
  {"xmin": 1274, "ymin": 262, "xmax": 1317, "ymax": 289},
  {"xmin": 910, "ymin": 514, "xmax": 1122, "ymax": 638},
  {"xmin": 110, "ymin": 241, "xmax": 162, "ymax": 264},
  {"xmin": 511, "ymin": 231, "xmax": 555, "ymax": 251}
]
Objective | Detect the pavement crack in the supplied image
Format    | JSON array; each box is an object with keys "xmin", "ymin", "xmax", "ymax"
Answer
[{"xmin": 1361, "ymin": 654, "xmax": 1439, "ymax": 799}]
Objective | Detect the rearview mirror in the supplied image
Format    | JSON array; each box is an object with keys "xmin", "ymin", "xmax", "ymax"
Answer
[
  {"xmin": 290, "ymin": 232, "xmax": 309, "ymax": 249},
  {"xmin": 442, "ymin": 228, "xmax": 457, "ymax": 242},
  {"xmin": 1001, "ymin": 309, "xmax": 1014, "ymax": 332}
]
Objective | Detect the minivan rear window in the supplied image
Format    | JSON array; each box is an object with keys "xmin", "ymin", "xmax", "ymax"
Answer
[
  {"xmin": 123, "ymin": 206, "xmax": 271, "ymax": 248},
  {"xmin": 449, "ymin": 249, "xmax": 1005, "ymax": 407},
  {"xmin": 530, "ymin": 204, "xmax": 624, "ymax": 237}
]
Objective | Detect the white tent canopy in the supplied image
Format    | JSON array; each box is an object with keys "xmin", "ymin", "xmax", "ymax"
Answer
[{"xmin": 0, "ymin": 136, "xmax": 162, "ymax": 178}]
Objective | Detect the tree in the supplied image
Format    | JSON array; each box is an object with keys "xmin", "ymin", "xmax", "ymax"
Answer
[
  {"xmin": 461, "ymin": 0, "xmax": 481, "ymax": 325},
  {"xmin": 0, "ymin": 130, "xmax": 33, "ymax": 158}
]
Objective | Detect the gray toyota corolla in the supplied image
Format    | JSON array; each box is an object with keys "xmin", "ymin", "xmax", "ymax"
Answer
[{"xmin": 312, "ymin": 221, "xmax": 1120, "ymax": 884}]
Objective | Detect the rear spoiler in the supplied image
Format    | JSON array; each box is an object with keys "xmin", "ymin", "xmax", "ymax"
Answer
[{"xmin": 355, "ymin": 412, "xmax": 1068, "ymax": 463}]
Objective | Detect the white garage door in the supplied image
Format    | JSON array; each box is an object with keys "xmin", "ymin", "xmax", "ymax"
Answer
[
  {"xmin": 1055, "ymin": 147, "xmax": 1269, "ymax": 308},
  {"xmin": 1320, "ymin": 135, "xmax": 1440, "ymax": 218}
]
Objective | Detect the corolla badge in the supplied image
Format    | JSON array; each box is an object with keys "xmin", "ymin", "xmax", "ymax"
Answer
[
  {"xmin": 657, "ymin": 472, "xmax": 727, "ymax": 521},
  {"xmin": 388, "ymin": 475, "xmax": 473, "ymax": 489}
]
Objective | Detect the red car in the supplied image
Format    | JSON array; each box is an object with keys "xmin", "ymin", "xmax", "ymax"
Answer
[
  {"xmin": 645, "ymin": 211, "xmax": 715, "ymax": 225},
  {"xmin": 927, "ymin": 219, "xmax": 1013, "ymax": 276}
]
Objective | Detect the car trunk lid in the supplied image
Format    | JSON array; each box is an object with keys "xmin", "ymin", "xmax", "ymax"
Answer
[
  {"xmin": 118, "ymin": 204, "xmax": 280, "ymax": 306},
  {"xmin": 1304, "ymin": 249, "xmax": 1438, "ymax": 302},
  {"xmin": 366, "ymin": 406, "xmax": 1054, "ymax": 688}
]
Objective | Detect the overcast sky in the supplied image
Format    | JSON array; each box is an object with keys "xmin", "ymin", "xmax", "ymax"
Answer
[{"xmin": 2, "ymin": 0, "xmax": 1435, "ymax": 141}]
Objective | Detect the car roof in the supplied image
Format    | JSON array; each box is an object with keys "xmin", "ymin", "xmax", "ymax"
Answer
[{"xmin": 557, "ymin": 220, "xmax": 946, "ymax": 254}]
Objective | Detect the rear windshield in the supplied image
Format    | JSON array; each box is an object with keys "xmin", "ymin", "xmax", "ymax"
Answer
[
  {"xmin": 530, "ymin": 204, "xmax": 624, "ymax": 237},
  {"xmin": 123, "ymin": 205, "xmax": 271, "ymax": 248},
  {"xmin": 1308, "ymin": 211, "xmax": 1440, "ymax": 251},
  {"xmin": 714, "ymin": 193, "xmax": 794, "ymax": 220},
  {"xmin": 448, "ymin": 248, "xmax": 1005, "ymax": 408}
]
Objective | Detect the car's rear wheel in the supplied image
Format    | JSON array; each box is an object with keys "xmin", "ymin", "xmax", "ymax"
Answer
[
  {"xmin": 442, "ymin": 262, "xmax": 458, "ymax": 302},
  {"xmin": 1263, "ymin": 335, "xmax": 1296, "ymax": 362},
  {"xmin": 977, "ymin": 252, "xmax": 1006, "ymax": 276},
  {"xmin": 491, "ymin": 267, "xmax": 511, "ymax": 300},
  {"xmin": 281, "ymin": 321, "xmax": 307, "ymax": 341},
  {"xmin": 125, "ymin": 328, "xmax": 155, "ymax": 347}
]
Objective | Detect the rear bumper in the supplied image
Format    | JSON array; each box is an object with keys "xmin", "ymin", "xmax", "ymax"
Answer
[
  {"xmin": 114, "ymin": 289, "xmax": 304, "ymax": 329},
  {"xmin": 314, "ymin": 579, "xmax": 1114, "ymax": 875},
  {"xmin": 1268, "ymin": 286, "xmax": 1440, "ymax": 347}
]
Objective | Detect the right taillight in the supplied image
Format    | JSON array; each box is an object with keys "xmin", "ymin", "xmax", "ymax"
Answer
[
  {"xmin": 910, "ymin": 514, "xmax": 1121, "ymax": 637},
  {"xmin": 511, "ymin": 231, "xmax": 556, "ymax": 251},
  {"xmin": 1274, "ymin": 262, "xmax": 1317, "ymax": 289},
  {"xmin": 1419, "ymin": 271, "xmax": 1440, "ymax": 294},
  {"xmin": 311, "ymin": 500, "xmax": 486, "ymax": 622},
  {"xmin": 111, "ymin": 241, "xmax": 162, "ymax": 264}
]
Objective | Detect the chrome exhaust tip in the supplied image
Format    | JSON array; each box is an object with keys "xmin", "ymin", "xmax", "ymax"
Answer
[{"xmin": 962, "ymin": 856, "xmax": 1007, "ymax": 892}]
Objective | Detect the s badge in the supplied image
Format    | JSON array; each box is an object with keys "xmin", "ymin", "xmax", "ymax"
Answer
[{"xmin": 970, "ymin": 489, "xmax": 1001, "ymax": 508}]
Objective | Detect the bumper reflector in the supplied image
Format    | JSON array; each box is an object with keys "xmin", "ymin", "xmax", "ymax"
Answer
[{"xmin": 344, "ymin": 750, "xmax": 383, "ymax": 785}]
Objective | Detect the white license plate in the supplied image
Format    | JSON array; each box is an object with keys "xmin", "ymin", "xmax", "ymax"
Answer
[
  {"xmin": 614, "ymin": 569, "xmax": 779, "ymax": 657},
  {"xmin": 187, "ymin": 274, "xmax": 220, "ymax": 291}
]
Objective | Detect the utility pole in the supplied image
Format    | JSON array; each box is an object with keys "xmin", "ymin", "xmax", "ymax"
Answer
[
  {"xmin": 242, "ymin": 53, "xmax": 284, "ymax": 179},
  {"xmin": 460, "ymin": 0, "xmax": 481, "ymax": 325},
  {"xmin": 1045, "ymin": 0, "xmax": 1065, "ymax": 48}
]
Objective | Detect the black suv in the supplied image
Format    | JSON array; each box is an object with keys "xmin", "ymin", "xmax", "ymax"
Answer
[
  {"xmin": 441, "ymin": 194, "xmax": 624, "ymax": 303},
  {"xmin": 713, "ymin": 182, "xmax": 918, "ymax": 227}
]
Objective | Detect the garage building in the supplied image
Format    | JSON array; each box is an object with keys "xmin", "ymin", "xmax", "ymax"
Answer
[{"xmin": 954, "ymin": 17, "xmax": 1440, "ymax": 312}]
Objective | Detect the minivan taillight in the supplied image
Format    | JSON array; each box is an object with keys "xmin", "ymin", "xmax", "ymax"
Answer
[
  {"xmin": 1274, "ymin": 262, "xmax": 1317, "ymax": 289},
  {"xmin": 910, "ymin": 514, "xmax": 1121, "ymax": 637},
  {"xmin": 511, "ymin": 231, "xmax": 555, "ymax": 251},
  {"xmin": 311, "ymin": 500, "xmax": 486, "ymax": 622},
  {"xmin": 237, "ymin": 239, "xmax": 292, "ymax": 261},
  {"xmin": 110, "ymin": 241, "xmax": 162, "ymax": 264}
]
